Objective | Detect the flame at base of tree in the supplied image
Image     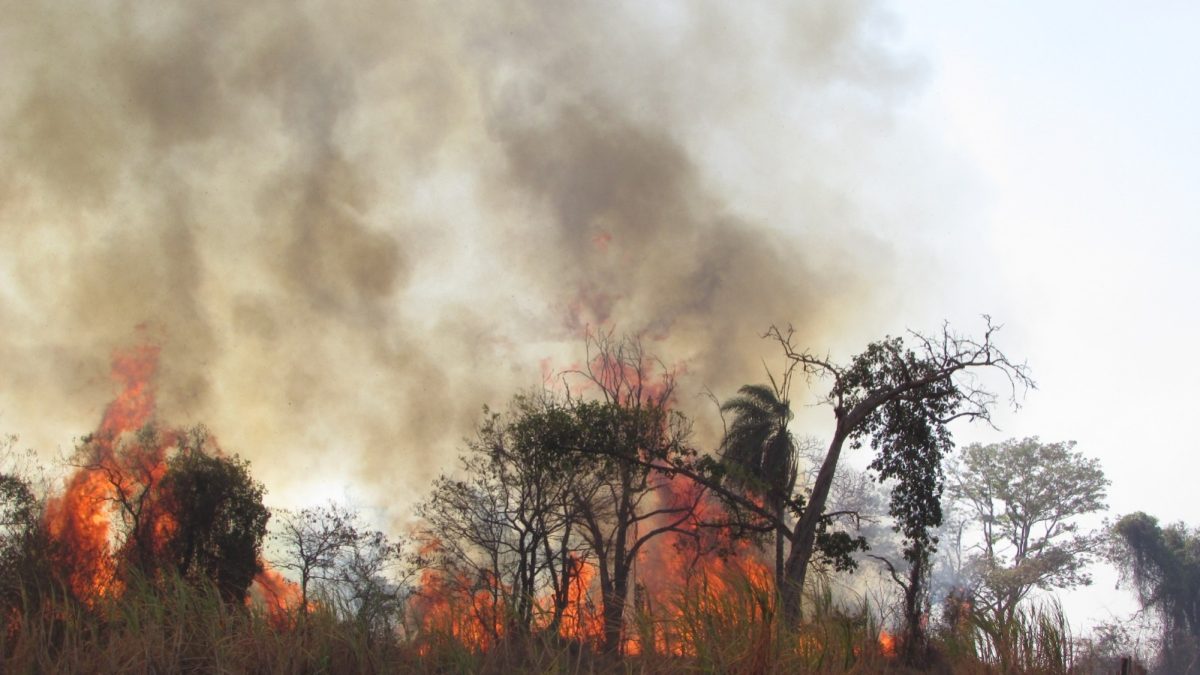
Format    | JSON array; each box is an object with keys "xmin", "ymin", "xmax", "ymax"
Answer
[
  {"xmin": 248, "ymin": 568, "xmax": 304, "ymax": 627},
  {"xmin": 556, "ymin": 556, "xmax": 603, "ymax": 644},
  {"xmin": 619, "ymin": 473, "xmax": 774, "ymax": 656},
  {"xmin": 43, "ymin": 343, "xmax": 165, "ymax": 601},
  {"xmin": 409, "ymin": 472, "xmax": 775, "ymax": 657},
  {"xmin": 37, "ymin": 341, "xmax": 293, "ymax": 625},
  {"xmin": 412, "ymin": 569, "xmax": 505, "ymax": 653}
]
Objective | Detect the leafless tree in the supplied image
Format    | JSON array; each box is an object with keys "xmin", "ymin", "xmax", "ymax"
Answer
[{"xmin": 273, "ymin": 501, "xmax": 362, "ymax": 615}]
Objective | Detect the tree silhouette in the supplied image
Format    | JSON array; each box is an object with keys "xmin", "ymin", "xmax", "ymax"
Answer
[
  {"xmin": 1, "ymin": 469, "xmax": 53, "ymax": 614},
  {"xmin": 719, "ymin": 379, "xmax": 797, "ymax": 587},
  {"xmin": 273, "ymin": 501, "xmax": 361, "ymax": 619},
  {"xmin": 159, "ymin": 429, "xmax": 270, "ymax": 604}
]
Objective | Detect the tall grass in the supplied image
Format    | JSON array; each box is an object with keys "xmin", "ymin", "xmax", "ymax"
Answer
[
  {"xmin": 1, "ymin": 574, "xmax": 423, "ymax": 674},
  {"xmin": 969, "ymin": 601, "xmax": 1075, "ymax": 675},
  {"xmin": 1, "ymin": 570, "xmax": 1080, "ymax": 673}
]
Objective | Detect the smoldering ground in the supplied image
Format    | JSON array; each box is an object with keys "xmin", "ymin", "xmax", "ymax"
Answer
[{"xmin": 0, "ymin": 0, "xmax": 957, "ymax": 523}]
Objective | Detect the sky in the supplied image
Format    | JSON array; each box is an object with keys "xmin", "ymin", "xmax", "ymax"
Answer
[
  {"xmin": 1, "ymin": 0, "xmax": 1197, "ymax": 634},
  {"xmin": 899, "ymin": 2, "xmax": 1200, "ymax": 522},
  {"xmin": 892, "ymin": 2, "xmax": 1200, "ymax": 628}
]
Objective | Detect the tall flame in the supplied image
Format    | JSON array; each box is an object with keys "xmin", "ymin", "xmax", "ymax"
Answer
[
  {"xmin": 43, "ymin": 343, "xmax": 162, "ymax": 599},
  {"xmin": 40, "ymin": 340, "xmax": 299, "ymax": 623}
]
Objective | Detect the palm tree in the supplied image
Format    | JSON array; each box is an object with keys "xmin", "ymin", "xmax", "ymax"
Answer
[{"xmin": 719, "ymin": 375, "xmax": 798, "ymax": 588}]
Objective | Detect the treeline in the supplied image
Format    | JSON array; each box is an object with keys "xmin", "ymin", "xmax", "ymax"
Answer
[{"xmin": 0, "ymin": 323, "xmax": 1191, "ymax": 673}]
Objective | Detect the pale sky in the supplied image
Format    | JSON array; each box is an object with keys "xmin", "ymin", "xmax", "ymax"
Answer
[{"xmin": 890, "ymin": 2, "xmax": 1200, "ymax": 629}]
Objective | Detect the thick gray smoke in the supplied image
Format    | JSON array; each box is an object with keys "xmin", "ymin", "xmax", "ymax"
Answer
[{"xmin": 0, "ymin": 1, "xmax": 944, "ymax": 522}]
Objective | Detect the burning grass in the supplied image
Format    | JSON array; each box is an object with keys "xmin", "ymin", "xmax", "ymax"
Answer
[{"xmin": 1, "ymin": 570, "xmax": 1082, "ymax": 674}]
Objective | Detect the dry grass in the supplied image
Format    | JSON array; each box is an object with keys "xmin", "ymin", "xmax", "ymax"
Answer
[{"xmin": 1, "ymin": 573, "xmax": 1079, "ymax": 674}]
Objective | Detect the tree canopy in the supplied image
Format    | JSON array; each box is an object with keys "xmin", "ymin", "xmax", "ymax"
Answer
[
  {"xmin": 159, "ymin": 429, "xmax": 270, "ymax": 603},
  {"xmin": 946, "ymin": 438, "xmax": 1108, "ymax": 623}
]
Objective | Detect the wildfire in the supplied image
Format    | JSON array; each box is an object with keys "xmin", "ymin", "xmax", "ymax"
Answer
[
  {"xmin": 39, "ymin": 340, "xmax": 298, "ymax": 624},
  {"xmin": 557, "ymin": 555, "xmax": 603, "ymax": 643},
  {"xmin": 249, "ymin": 568, "xmax": 304, "ymax": 627},
  {"xmin": 878, "ymin": 629, "xmax": 897, "ymax": 657},
  {"xmin": 412, "ymin": 568, "xmax": 504, "ymax": 652},
  {"xmin": 43, "ymin": 343, "xmax": 163, "ymax": 600},
  {"xmin": 623, "ymin": 473, "xmax": 773, "ymax": 656}
]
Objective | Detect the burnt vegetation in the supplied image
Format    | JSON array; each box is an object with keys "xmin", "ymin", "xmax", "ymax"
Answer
[{"xmin": 0, "ymin": 321, "xmax": 1173, "ymax": 673}]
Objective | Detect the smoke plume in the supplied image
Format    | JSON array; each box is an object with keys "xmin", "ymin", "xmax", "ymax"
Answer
[{"xmin": 0, "ymin": 1, "xmax": 944, "ymax": 522}]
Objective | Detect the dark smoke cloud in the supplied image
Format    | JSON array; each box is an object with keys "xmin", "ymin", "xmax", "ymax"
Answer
[{"xmin": 0, "ymin": 0, "xmax": 939, "ymax": 523}]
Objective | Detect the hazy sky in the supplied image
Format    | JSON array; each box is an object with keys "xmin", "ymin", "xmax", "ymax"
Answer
[
  {"xmin": 1, "ymin": 0, "xmax": 1196, "ymax": 633},
  {"xmin": 901, "ymin": 2, "xmax": 1200, "ymax": 520},
  {"xmin": 892, "ymin": 2, "xmax": 1200, "ymax": 627}
]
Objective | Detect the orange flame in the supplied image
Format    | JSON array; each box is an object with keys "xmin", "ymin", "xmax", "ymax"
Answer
[
  {"xmin": 248, "ymin": 568, "xmax": 303, "ymax": 627},
  {"xmin": 557, "ymin": 555, "xmax": 603, "ymax": 643},
  {"xmin": 412, "ymin": 567, "xmax": 504, "ymax": 652},
  {"xmin": 878, "ymin": 629, "xmax": 897, "ymax": 657},
  {"xmin": 43, "ymin": 343, "xmax": 162, "ymax": 600},
  {"xmin": 42, "ymin": 341, "xmax": 294, "ymax": 612}
]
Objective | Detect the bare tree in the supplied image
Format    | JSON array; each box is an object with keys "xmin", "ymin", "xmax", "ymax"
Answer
[
  {"xmin": 67, "ymin": 424, "xmax": 176, "ymax": 582},
  {"xmin": 326, "ymin": 528, "xmax": 409, "ymax": 642},
  {"xmin": 273, "ymin": 501, "xmax": 361, "ymax": 616}
]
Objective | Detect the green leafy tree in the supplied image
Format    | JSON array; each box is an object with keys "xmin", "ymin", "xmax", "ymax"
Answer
[
  {"xmin": 769, "ymin": 318, "xmax": 1031, "ymax": 622},
  {"xmin": 159, "ymin": 429, "xmax": 270, "ymax": 603},
  {"xmin": 1112, "ymin": 512, "xmax": 1200, "ymax": 671},
  {"xmin": 947, "ymin": 438, "xmax": 1108, "ymax": 626},
  {"xmin": 866, "ymin": 392, "xmax": 958, "ymax": 666}
]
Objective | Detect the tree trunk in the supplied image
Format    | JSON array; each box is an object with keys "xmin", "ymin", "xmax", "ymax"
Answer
[
  {"xmin": 601, "ymin": 570, "xmax": 628, "ymax": 653},
  {"xmin": 774, "ymin": 523, "xmax": 785, "ymax": 591},
  {"xmin": 900, "ymin": 548, "xmax": 929, "ymax": 668},
  {"xmin": 780, "ymin": 426, "xmax": 848, "ymax": 623}
]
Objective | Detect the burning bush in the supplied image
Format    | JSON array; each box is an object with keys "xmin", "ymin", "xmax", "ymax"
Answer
[{"xmin": 37, "ymin": 344, "xmax": 273, "ymax": 608}]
